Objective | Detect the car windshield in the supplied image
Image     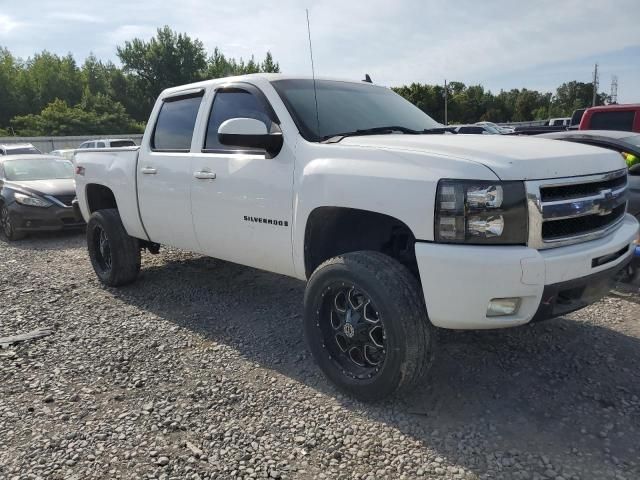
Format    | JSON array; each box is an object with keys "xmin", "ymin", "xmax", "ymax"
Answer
[
  {"xmin": 621, "ymin": 134, "xmax": 640, "ymax": 148},
  {"xmin": 271, "ymin": 79, "xmax": 441, "ymax": 141},
  {"xmin": 3, "ymin": 158, "xmax": 74, "ymax": 181},
  {"xmin": 483, "ymin": 124, "xmax": 501, "ymax": 134},
  {"xmin": 5, "ymin": 147, "xmax": 41, "ymax": 155}
]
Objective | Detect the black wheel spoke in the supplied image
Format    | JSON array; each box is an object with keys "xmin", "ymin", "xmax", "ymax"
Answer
[
  {"xmin": 94, "ymin": 226, "xmax": 112, "ymax": 272},
  {"xmin": 319, "ymin": 284, "xmax": 387, "ymax": 379}
]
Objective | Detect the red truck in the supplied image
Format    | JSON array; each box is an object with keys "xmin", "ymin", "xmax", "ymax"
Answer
[{"xmin": 580, "ymin": 104, "xmax": 640, "ymax": 133}]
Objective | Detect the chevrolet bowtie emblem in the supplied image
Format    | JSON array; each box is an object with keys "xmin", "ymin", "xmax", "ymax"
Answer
[{"xmin": 597, "ymin": 188, "xmax": 615, "ymax": 216}]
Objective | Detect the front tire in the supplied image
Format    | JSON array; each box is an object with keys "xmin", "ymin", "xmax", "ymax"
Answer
[
  {"xmin": 0, "ymin": 204, "xmax": 26, "ymax": 241},
  {"xmin": 304, "ymin": 251, "xmax": 434, "ymax": 401},
  {"xmin": 87, "ymin": 209, "xmax": 141, "ymax": 286}
]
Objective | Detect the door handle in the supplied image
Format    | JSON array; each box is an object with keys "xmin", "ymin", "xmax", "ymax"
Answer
[
  {"xmin": 194, "ymin": 171, "xmax": 217, "ymax": 180},
  {"xmin": 141, "ymin": 167, "xmax": 157, "ymax": 175}
]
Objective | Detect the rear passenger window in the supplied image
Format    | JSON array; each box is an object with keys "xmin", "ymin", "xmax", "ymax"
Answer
[
  {"xmin": 96, "ymin": 141, "xmax": 106, "ymax": 148},
  {"xmin": 590, "ymin": 111, "xmax": 635, "ymax": 131},
  {"xmin": 111, "ymin": 140, "xmax": 136, "ymax": 148},
  {"xmin": 152, "ymin": 93, "xmax": 204, "ymax": 151},
  {"xmin": 204, "ymin": 89, "xmax": 274, "ymax": 153}
]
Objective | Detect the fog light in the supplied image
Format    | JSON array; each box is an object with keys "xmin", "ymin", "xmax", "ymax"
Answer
[{"xmin": 487, "ymin": 297, "xmax": 521, "ymax": 317}]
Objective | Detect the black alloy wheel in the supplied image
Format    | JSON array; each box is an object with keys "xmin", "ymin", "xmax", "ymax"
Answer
[
  {"xmin": 92, "ymin": 225, "xmax": 113, "ymax": 274},
  {"xmin": 304, "ymin": 251, "xmax": 434, "ymax": 401},
  {"xmin": 86, "ymin": 209, "xmax": 140, "ymax": 287},
  {"xmin": 320, "ymin": 284, "xmax": 387, "ymax": 379}
]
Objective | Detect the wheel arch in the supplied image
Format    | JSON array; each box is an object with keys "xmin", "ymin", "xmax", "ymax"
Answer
[
  {"xmin": 85, "ymin": 183, "xmax": 118, "ymax": 214},
  {"xmin": 303, "ymin": 206, "xmax": 419, "ymax": 279}
]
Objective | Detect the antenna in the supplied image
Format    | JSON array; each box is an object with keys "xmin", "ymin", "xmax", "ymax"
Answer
[
  {"xmin": 592, "ymin": 63, "xmax": 599, "ymax": 106},
  {"xmin": 306, "ymin": 9, "xmax": 320, "ymax": 137},
  {"xmin": 610, "ymin": 75, "xmax": 618, "ymax": 104}
]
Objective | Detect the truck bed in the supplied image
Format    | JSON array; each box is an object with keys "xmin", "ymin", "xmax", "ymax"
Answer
[{"xmin": 74, "ymin": 146, "xmax": 149, "ymax": 241}]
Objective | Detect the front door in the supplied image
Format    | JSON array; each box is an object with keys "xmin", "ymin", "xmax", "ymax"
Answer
[
  {"xmin": 190, "ymin": 84, "xmax": 296, "ymax": 276},
  {"xmin": 137, "ymin": 92, "xmax": 204, "ymax": 251}
]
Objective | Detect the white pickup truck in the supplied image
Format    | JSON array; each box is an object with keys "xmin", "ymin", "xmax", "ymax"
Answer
[{"xmin": 75, "ymin": 74, "xmax": 639, "ymax": 400}]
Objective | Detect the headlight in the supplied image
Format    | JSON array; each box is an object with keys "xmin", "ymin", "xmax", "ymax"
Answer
[
  {"xmin": 14, "ymin": 192, "xmax": 52, "ymax": 208},
  {"xmin": 434, "ymin": 179, "xmax": 527, "ymax": 244}
]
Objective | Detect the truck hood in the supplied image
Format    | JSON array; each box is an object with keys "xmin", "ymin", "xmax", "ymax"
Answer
[
  {"xmin": 6, "ymin": 178, "xmax": 76, "ymax": 197},
  {"xmin": 339, "ymin": 134, "xmax": 626, "ymax": 180}
]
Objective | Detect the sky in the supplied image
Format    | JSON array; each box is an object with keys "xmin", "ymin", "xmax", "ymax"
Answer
[{"xmin": 1, "ymin": 0, "xmax": 639, "ymax": 102}]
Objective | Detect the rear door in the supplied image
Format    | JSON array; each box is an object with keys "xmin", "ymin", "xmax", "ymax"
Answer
[
  {"xmin": 189, "ymin": 83, "xmax": 296, "ymax": 276},
  {"xmin": 137, "ymin": 90, "xmax": 204, "ymax": 251}
]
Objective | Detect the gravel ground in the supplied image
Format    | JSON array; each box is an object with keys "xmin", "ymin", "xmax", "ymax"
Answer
[{"xmin": 1, "ymin": 231, "xmax": 639, "ymax": 480}]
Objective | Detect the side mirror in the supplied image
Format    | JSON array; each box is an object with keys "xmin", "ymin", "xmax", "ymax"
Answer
[
  {"xmin": 629, "ymin": 163, "xmax": 640, "ymax": 176},
  {"xmin": 218, "ymin": 118, "xmax": 283, "ymax": 155}
]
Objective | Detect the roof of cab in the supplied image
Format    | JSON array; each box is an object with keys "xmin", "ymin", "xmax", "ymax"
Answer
[{"xmin": 159, "ymin": 73, "xmax": 383, "ymax": 97}]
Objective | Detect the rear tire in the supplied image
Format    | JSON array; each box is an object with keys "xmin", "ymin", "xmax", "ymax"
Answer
[
  {"xmin": 87, "ymin": 209, "xmax": 140, "ymax": 286},
  {"xmin": 304, "ymin": 251, "xmax": 434, "ymax": 401},
  {"xmin": 0, "ymin": 204, "xmax": 26, "ymax": 241}
]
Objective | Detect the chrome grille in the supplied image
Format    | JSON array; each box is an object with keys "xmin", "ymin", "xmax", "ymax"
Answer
[{"xmin": 526, "ymin": 169, "xmax": 628, "ymax": 249}]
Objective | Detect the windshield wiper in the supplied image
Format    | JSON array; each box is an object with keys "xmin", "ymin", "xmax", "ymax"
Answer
[
  {"xmin": 422, "ymin": 127, "xmax": 457, "ymax": 134},
  {"xmin": 321, "ymin": 126, "xmax": 423, "ymax": 143},
  {"xmin": 321, "ymin": 126, "xmax": 455, "ymax": 143}
]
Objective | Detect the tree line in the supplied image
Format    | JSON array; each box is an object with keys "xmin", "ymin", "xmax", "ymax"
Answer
[
  {"xmin": 0, "ymin": 26, "xmax": 280, "ymax": 136},
  {"xmin": 0, "ymin": 25, "xmax": 609, "ymax": 136},
  {"xmin": 393, "ymin": 81, "xmax": 608, "ymax": 125}
]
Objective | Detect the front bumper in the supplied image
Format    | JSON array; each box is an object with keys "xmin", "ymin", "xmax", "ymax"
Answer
[
  {"xmin": 415, "ymin": 214, "xmax": 639, "ymax": 329},
  {"xmin": 7, "ymin": 201, "xmax": 85, "ymax": 232}
]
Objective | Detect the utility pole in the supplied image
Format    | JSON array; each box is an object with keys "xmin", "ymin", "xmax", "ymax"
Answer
[
  {"xmin": 443, "ymin": 79, "xmax": 448, "ymax": 126},
  {"xmin": 610, "ymin": 75, "xmax": 618, "ymax": 104},
  {"xmin": 592, "ymin": 63, "xmax": 599, "ymax": 107}
]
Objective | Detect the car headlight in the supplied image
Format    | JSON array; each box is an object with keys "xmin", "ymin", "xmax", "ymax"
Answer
[
  {"xmin": 434, "ymin": 179, "xmax": 527, "ymax": 244},
  {"xmin": 14, "ymin": 192, "xmax": 52, "ymax": 208}
]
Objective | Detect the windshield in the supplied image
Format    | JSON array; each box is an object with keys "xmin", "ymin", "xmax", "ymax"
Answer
[
  {"xmin": 621, "ymin": 134, "xmax": 640, "ymax": 148},
  {"xmin": 3, "ymin": 158, "xmax": 74, "ymax": 181},
  {"xmin": 5, "ymin": 146, "xmax": 41, "ymax": 155},
  {"xmin": 271, "ymin": 79, "xmax": 441, "ymax": 141},
  {"xmin": 483, "ymin": 124, "xmax": 502, "ymax": 134}
]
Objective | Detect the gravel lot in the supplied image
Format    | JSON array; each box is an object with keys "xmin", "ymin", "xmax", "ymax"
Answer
[{"xmin": 1, "ymin": 232, "xmax": 639, "ymax": 480}]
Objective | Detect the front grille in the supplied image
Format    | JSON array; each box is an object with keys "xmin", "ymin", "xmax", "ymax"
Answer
[
  {"xmin": 542, "ymin": 204, "xmax": 626, "ymax": 239},
  {"xmin": 540, "ymin": 174, "xmax": 626, "ymax": 202},
  {"xmin": 52, "ymin": 194, "xmax": 76, "ymax": 207},
  {"xmin": 526, "ymin": 169, "xmax": 628, "ymax": 249}
]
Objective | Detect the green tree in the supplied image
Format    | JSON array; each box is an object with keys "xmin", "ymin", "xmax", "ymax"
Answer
[
  {"xmin": 117, "ymin": 26, "xmax": 208, "ymax": 114},
  {"xmin": 0, "ymin": 47, "xmax": 21, "ymax": 126},
  {"xmin": 17, "ymin": 51, "xmax": 83, "ymax": 115},
  {"xmin": 11, "ymin": 95, "xmax": 143, "ymax": 136},
  {"xmin": 205, "ymin": 47, "xmax": 280, "ymax": 78},
  {"xmin": 551, "ymin": 81, "xmax": 609, "ymax": 116},
  {"xmin": 261, "ymin": 52, "xmax": 280, "ymax": 73}
]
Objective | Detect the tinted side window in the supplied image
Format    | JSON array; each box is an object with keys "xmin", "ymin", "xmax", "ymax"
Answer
[
  {"xmin": 589, "ymin": 111, "xmax": 635, "ymax": 131},
  {"xmin": 152, "ymin": 94, "xmax": 203, "ymax": 151},
  {"xmin": 111, "ymin": 140, "xmax": 136, "ymax": 148},
  {"xmin": 96, "ymin": 141, "xmax": 106, "ymax": 148},
  {"xmin": 458, "ymin": 126, "xmax": 483, "ymax": 134},
  {"xmin": 204, "ymin": 89, "xmax": 273, "ymax": 152}
]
